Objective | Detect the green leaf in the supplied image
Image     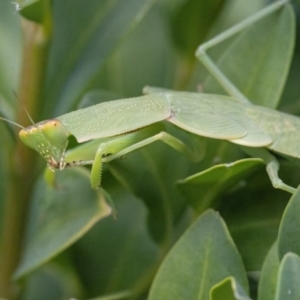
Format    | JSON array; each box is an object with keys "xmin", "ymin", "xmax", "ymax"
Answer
[
  {"xmin": 43, "ymin": 0, "xmax": 155, "ymax": 116},
  {"xmin": 172, "ymin": 0, "xmax": 226, "ymax": 58},
  {"xmin": 210, "ymin": 277, "xmax": 251, "ymax": 300},
  {"xmin": 148, "ymin": 210, "xmax": 248, "ymax": 300},
  {"xmin": 101, "ymin": 8, "xmax": 177, "ymax": 96},
  {"xmin": 106, "ymin": 123, "xmax": 195, "ymax": 243},
  {"xmin": 22, "ymin": 258, "xmax": 83, "ymax": 300},
  {"xmin": 204, "ymin": 4, "xmax": 295, "ymax": 108},
  {"xmin": 275, "ymin": 253, "xmax": 300, "ymax": 300},
  {"xmin": 278, "ymin": 185, "xmax": 300, "ymax": 260},
  {"xmin": 220, "ymin": 161, "xmax": 295, "ymax": 271},
  {"xmin": 72, "ymin": 182, "xmax": 160, "ymax": 296},
  {"xmin": 258, "ymin": 242, "xmax": 280, "ymax": 300},
  {"xmin": 0, "ymin": 1, "xmax": 21, "ymax": 118},
  {"xmin": 14, "ymin": 168, "xmax": 111, "ymax": 279},
  {"xmin": 18, "ymin": 0, "xmax": 49, "ymax": 23},
  {"xmin": 177, "ymin": 158, "xmax": 264, "ymax": 213}
]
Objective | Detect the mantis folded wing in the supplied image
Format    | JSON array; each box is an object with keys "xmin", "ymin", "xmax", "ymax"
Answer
[{"xmin": 17, "ymin": 0, "xmax": 296, "ymax": 194}]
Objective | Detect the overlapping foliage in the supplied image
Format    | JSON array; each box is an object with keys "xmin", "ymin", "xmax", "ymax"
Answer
[{"xmin": 0, "ymin": 0, "xmax": 300, "ymax": 299}]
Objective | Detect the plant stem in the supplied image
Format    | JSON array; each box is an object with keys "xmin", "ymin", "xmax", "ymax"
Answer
[{"xmin": 0, "ymin": 19, "xmax": 50, "ymax": 298}]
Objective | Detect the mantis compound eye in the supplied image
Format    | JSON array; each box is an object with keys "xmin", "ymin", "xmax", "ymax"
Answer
[{"xmin": 40, "ymin": 119, "xmax": 69, "ymax": 148}]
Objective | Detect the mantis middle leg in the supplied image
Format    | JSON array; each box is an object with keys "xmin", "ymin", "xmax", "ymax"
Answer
[{"xmin": 241, "ymin": 146, "xmax": 296, "ymax": 194}]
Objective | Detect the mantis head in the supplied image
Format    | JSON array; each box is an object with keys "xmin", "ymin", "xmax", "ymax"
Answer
[{"xmin": 19, "ymin": 119, "xmax": 70, "ymax": 171}]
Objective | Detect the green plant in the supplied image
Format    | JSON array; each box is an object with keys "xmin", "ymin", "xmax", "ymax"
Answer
[{"xmin": 0, "ymin": 0, "xmax": 300, "ymax": 299}]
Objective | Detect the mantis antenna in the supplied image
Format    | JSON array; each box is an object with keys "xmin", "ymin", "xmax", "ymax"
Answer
[
  {"xmin": 12, "ymin": 91, "xmax": 35, "ymax": 125},
  {"xmin": 0, "ymin": 93, "xmax": 34, "ymax": 130},
  {"xmin": 0, "ymin": 116, "xmax": 24, "ymax": 129}
]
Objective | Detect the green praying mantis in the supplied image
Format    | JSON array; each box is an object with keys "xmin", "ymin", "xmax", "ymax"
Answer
[{"xmin": 3, "ymin": 0, "xmax": 298, "ymax": 194}]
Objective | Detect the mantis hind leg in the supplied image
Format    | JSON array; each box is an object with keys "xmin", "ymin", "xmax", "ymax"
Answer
[
  {"xmin": 195, "ymin": 0, "xmax": 288, "ymax": 103},
  {"xmin": 241, "ymin": 146, "xmax": 296, "ymax": 194},
  {"xmin": 266, "ymin": 161, "xmax": 296, "ymax": 194}
]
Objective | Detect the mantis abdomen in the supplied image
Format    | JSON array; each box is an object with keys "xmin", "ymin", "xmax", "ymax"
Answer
[{"xmin": 245, "ymin": 105, "xmax": 300, "ymax": 158}]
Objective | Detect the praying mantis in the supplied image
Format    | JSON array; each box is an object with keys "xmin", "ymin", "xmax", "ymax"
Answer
[{"xmin": 8, "ymin": 0, "xmax": 297, "ymax": 194}]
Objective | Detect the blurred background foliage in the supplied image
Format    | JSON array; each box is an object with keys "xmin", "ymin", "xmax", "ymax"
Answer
[{"xmin": 0, "ymin": 0, "xmax": 300, "ymax": 299}]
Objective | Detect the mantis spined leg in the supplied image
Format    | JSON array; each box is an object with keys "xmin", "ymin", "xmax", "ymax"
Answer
[{"xmin": 58, "ymin": 124, "xmax": 202, "ymax": 189}]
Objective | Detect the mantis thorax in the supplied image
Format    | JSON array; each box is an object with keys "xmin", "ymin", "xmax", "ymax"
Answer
[{"xmin": 19, "ymin": 119, "xmax": 69, "ymax": 171}]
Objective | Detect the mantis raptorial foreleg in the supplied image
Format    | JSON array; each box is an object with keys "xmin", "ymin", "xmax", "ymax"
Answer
[
  {"xmin": 196, "ymin": 0, "xmax": 288, "ymax": 104},
  {"xmin": 63, "ymin": 124, "xmax": 202, "ymax": 188}
]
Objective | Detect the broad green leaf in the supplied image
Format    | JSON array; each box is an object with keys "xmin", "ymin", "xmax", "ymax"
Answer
[
  {"xmin": 177, "ymin": 158, "xmax": 264, "ymax": 213},
  {"xmin": 278, "ymin": 185, "xmax": 300, "ymax": 260},
  {"xmin": 72, "ymin": 182, "xmax": 160, "ymax": 296},
  {"xmin": 22, "ymin": 257, "xmax": 83, "ymax": 300},
  {"xmin": 220, "ymin": 160, "xmax": 296, "ymax": 271},
  {"xmin": 210, "ymin": 277, "xmax": 251, "ymax": 300},
  {"xmin": 14, "ymin": 168, "xmax": 111, "ymax": 279},
  {"xmin": 43, "ymin": 0, "xmax": 155, "ymax": 116},
  {"xmin": 203, "ymin": 4, "xmax": 295, "ymax": 108},
  {"xmin": 258, "ymin": 242, "xmax": 280, "ymax": 300},
  {"xmin": 101, "ymin": 7, "xmax": 177, "ymax": 96},
  {"xmin": 148, "ymin": 210, "xmax": 248, "ymax": 300},
  {"xmin": 275, "ymin": 253, "xmax": 300, "ymax": 300}
]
